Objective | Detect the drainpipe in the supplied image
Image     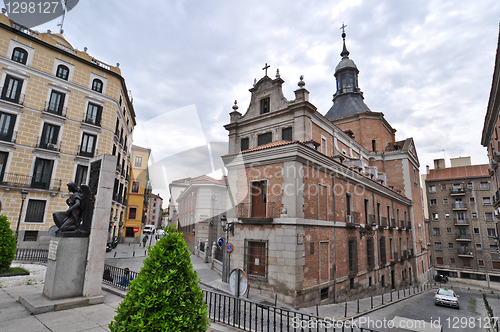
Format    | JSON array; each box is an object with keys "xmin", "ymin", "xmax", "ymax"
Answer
[{"xmin": 332, "ymin": 174, "xmax": 337, "ymax": 303}]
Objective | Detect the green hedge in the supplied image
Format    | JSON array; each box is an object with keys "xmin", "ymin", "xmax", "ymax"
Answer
[
  {"xmin": 0, "ymin": 215, "xmax": 16, "ymax": 273},
  {"xmin": 109, "ymin": 226, "xmax": 208, "ymax": 331}
]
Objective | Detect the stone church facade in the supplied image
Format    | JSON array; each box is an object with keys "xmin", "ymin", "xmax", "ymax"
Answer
[{"xmin": 222, "ymin": 33, "xmax": 430, "ymax": 307}]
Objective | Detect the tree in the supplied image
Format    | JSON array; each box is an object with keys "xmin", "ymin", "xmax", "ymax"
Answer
[
  {"xmin": 109, "ymin": 227, "xmax": 208, "ymax": 331},
  {"xmin": 0, "ymin": 215, "xmax": 16, "ymax": 273}
]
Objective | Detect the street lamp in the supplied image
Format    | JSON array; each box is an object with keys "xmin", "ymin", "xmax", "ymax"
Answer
[
  {"xmin": 359, "ymin": 222, "xmax": 377, "ymax": 239},
  {"xmin": 221, "ymin": 215, "xmax": 234, "ymax": 237},
  {"xmin": 15, "ymin": 189, "xmax": 28, "ymax": 243}
]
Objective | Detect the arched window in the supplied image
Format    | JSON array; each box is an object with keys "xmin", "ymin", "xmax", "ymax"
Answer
[
  {"xmin": 92, "ymin": 78, "xmax": 103, "ymax": 93},
  {"xmin": 11, "ymin": 47, "xmax": 28, "ymax": 64},
  {"xmin": 56, "ymin": 65, "xmax": 69, "ymax": 80}
]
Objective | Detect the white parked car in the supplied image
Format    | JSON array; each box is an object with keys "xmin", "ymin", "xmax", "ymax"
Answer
[
  {"xmin": 434, "ymin": 288, "xmax": 459, "ymax": 309},
  {"xmin": 143, "ymin": 225, "xmax": 155, "ymax": 234}
]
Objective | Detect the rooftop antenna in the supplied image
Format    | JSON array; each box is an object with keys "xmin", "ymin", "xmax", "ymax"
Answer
[{"xmin": 57, "ymin": 0, "xmax": 68, "ymax": 34}]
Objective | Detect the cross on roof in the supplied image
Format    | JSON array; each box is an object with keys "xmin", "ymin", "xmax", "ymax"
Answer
[
  {"xmin": 340, "ymin": 22, "xmax": 347, "ymax": 34},
  {"xmin": 262, "ymin": 63, "xmax": 270, "ymax": 76}
]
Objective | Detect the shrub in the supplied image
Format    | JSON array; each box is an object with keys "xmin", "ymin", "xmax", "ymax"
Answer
[
  {"xmin": 0, "ymin": 215, "xmax": 16, "ymax": 273},
  {"xmin": 109, "ymin": 227, "xmax": 208, "ymax": 331}
]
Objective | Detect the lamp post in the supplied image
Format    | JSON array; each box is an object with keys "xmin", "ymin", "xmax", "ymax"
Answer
[
  {"xmin": 220, "ymin": 215, "xmax": 234, "ymax": 282},
  {"xmin": 15, "ymin": 189, "xmax": 28, "ymax": 243}
]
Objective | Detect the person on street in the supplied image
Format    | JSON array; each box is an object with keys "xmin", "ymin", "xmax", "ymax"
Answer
[{"xmin": 118, "ymin": 267, "xmax": 133, "ymax": 287}]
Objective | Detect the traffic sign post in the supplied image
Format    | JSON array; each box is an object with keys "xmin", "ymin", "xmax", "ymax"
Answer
[
  {"xmin": 226, "ymin": 242, "xmax": 233, "ymax": 253},
  {"xmin": 132, "ymin": 227, "xmax": 139, "ymax": 257},
  {"xmin": 217, "ymin": 237, "xmax": 224, "ymax": 247}
]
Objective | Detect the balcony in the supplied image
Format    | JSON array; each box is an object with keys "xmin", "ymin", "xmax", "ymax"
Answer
[
  {"xmin": 368, "ymin": 214, "xmax": 375, "ymax": 225},
  {"xmin": 407, "ymin": 221, "xmax": 412, "ymax": 230},
  {"xmin": 0, "ymin": 131, "xmax": 16, "ymax": 143},
  {"xmin": 235, "ymin": 202, "xmax": 280, "ymax": 222},
  {"xmin": 454, "ymin": 218, "xmax": 469, "ymax": 226},
  {"xmin": 390, "ymin": 252, "xmax": 399, "ymax": 263},
  {"xmin": 408, "ymin": 248, "xmax": 414, "ymax": 257},
  {"xmin": 452, "ymin": 202, "xmax": 467, "ymax": 211},
  {"xmin": 77, "ymin": 145, "xmax": 97, "ymax": 158},
  {"xmin": 457, "ymin": 248, "xmax": 473, "ymax": 257},
  {"xmin": 390, "ymin": 218, "xmax": 396, "ymax": 229},
  {"xmin": 35, "ymin": 136, "xmax": 60, "ymax": 152},
  {"xmin": 82, "ymin": 115, "xmax": 101, "ymax": 127},
  {"xmin": 494, "ymin": 189, "xmax": 500, "ymax": 207},
  {"xmin": 401, "ymin": 250, "xmax": 408, "ymax": 260},
  {"xmin": 43, "ymin": 101, "xmax": 66, "ymax": 117},
  {"xmin": 450, "ymin": 188, "xmax": 465, "ymax": 196},
  {"xmin": 0, "ymin": 88, "xmax": 24, "ymax": 105},
  {"xmin": 380, "ymin": 216, "xmax": 387, "ymax": 228},
  {"xmin": 456, "ymin": 234, "xmax": 472, "ymax": 241},
  {"xmin": 0, "ymin": 172, "xmax": 61, "ymax": 191}
]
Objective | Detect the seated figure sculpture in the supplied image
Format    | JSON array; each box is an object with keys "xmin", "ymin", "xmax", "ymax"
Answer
[{"xmin": 53, "ymin": 182, "xmax": 93, "ymax": 237}]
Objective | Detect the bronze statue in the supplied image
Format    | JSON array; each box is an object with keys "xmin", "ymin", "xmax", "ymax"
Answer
[{"xmin": 53, "ymin": 182, "xmax": 93, "ymax": 237}]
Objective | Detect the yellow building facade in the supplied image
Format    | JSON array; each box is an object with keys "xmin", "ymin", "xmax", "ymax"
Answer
[
  {"xmin": 122, "ymin": 145, "xmax": 150, "ymax": 241},
  {"xmin": 0, "ymin": 15, "xmax": 135, "ymax": 248}
]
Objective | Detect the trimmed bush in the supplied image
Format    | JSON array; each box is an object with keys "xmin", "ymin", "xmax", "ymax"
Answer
[
  {"xmin": 109, "ymin": 227, "xmax": 208, "ymax": 331},
  {"xmin": 0, "ymin": 215, "xmax": 16, "ymax": 273}
]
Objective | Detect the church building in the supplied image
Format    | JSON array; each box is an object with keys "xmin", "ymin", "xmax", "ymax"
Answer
[{"xmin": 222, "ymin": 29, "xmax": 430, "ymax": 307}]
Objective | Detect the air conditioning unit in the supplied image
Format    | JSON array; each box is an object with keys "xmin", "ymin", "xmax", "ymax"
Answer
[{"xmin": 346, "ymin": 215, "xmax": 353, "ymax": 223}]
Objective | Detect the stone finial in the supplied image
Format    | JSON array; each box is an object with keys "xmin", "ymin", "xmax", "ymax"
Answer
[
  {"xmin": 84, "ymin": 47, "xmax": 88, "ymax": 52},
  {"xmin": 116, "ymin": 63, "xmax": 120, "ymax": 68},
  {"xmin": 298, "ymin": 75, "xmax": 305, "ymax": 88},
  {"xmin": 253, "ymin": 78, "xmax": 257, "ymax": 86},
  {"xmin": 47, "ymin": 29, "xmax": 51, "ymax": 34},
  {"xmin": 276, "ymin": 69, "xmax": 280, "ymax": 79},
  {"xmin": 232, "ymin": 100, "xmax": 239, "ymax": 111},
  {"xmin": 2, "ymin": 8, "xmax": 6, "ymax": 14}
]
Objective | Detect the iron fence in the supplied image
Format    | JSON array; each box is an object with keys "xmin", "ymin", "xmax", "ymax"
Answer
[
  {"xmin": 483, "ymin": 293, "xmax": 499, "ymax": 332},
  {"xmin": 214, "ymin": 245, "xmax": 224, "ymax": 262},
  {"xmin": 0, "ymin": 172, "xmax": 62, "ymax": 191},
  {"xmin": 103, "ymin": 264, "xmax": 139, "ymax": 290},
  {"xmin": 14, "ymin": 248, "xmax": 48, "ymax": 263},
  {"xmin": 203, "ymin": 289, "xmax": 382, "ymax": 332}
]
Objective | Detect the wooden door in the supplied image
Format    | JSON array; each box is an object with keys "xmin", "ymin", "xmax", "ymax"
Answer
[{"xmin": 251, "ymin": 181, "xmax": 266, "ymax": 218}]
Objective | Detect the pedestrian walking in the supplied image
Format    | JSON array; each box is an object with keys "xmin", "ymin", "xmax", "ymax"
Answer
[
  {"xmin": 118, "ymin": 267, "xmax": 133, "ymax": 287},
  {"xmin": 142, "ymin": 234, "xmax": 148, "ymax": 247}
]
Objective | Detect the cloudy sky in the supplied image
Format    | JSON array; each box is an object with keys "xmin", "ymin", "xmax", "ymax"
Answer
[{"xmin": 34, "ymin": 0, "xmax": 500, "ymax": 202}]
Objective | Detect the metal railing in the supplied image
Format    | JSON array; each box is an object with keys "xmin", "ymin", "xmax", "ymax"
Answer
[
  {"xmin": 102, "ymin": 264, "xmax": 139, "ymax": 290},
  {"xmin": 456, "ymin": 233, "xmax": 471, "ymax": 240},
  {"xmin": 35, "ymin": 136, "xmax": 61, "ymax": 152},
  {"xmin": 483, "ymin": 293, "xmax": 499, "ymax": 332},
  {"xmin": 453, "ymin": 218, "xmax": 469, "ymax": 224},
  {"xmin": 450, "ymin": 188, "xmax": 465, "ymax": 195},
  {"xmin": 214, "ymin": 245, "xmax": 224, "ymax": 261},
  {"xmin": 15, "ymin": 248, "xmax": 48, "ymax": 263},
  {"xmin": 235, "ymin": 202, "xmax": 280, "ymax": 219},
  {"xmin": 380, "ymin": 217, "xmax": 387, "ymax": 227},
  {"xmin": 82, "ymin": 115, "xmax": 101, "ymax": 127},
  {"xmin": 43, "ymin": 101, "xmax": 66, "ymax": 117},
  {"xmin": 458, "ymin": 248, "xmax": 473, "ymax": 256},
  {"xmin": 0, "ymin": 89, "xmax": 25, "ymax": 105},
  {"xmin": 77, "ymin": 145, "xmax": 97, "ymax": 158},
  {"xmin": 453, "ymin": 202, "xmax": 467, "ymax": 209},
  {"xmin": 0, "ymin": 131, "xmax": 16, "ymax": 143},
  {"xmin": 0, "ymin": 172, "xmax": 62, "ymax": 191},
  {"xmin": 204, "ymin": 289, "xmax": 383, "ymax": 332}
]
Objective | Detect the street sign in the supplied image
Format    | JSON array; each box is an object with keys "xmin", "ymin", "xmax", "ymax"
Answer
[
  {"xmin": 133, "ymin": 227, "xmax": 139, "ymax": 233},
  {"xmin": 217, "ymin": 237, "xmax": 224, "ymax": 247},
  {"xmin": 226, "ymin": 242, "xmax": 233, "ymax": 253}
]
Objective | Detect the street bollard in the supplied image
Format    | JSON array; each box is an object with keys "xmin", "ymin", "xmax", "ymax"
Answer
[
  {"xmin": 316, "ymin": 304, "xmax": 319, "ymax": 317},
  {"xmin": 357, "ymin": 299, "xmax": 359, "ymax": 313},
  {"xmin": 398, "ymin": 290, "xmax": 400, "ymax": 299},
  {"xmin": 114, "ymin": 252, "xmax": 116, "ymax": 258},
  {"xmin": 390, "ymin": 291, "xmax": 392, "ymax": 302},
  {"xmin": 382, "ymin": 293, "xmax": 384, "ymax": 305},
  {"xmin": 344, "ymin": 302, "xmax": 347, "ymax": 317},
  {"xmin": 404, "ymin": 288, "xmax": 406, "ymax": 297},
  {"xmin": 371, "ymin": 296, "xmax": 373, "ymax": 309}
]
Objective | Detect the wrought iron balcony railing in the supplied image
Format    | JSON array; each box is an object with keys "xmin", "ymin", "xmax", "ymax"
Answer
[
  {"xmin": 43, "ymin": 101, "xmax": 66, "ymax": 117},
  {"xmin": 82, "ymin": 115, "xmax": 101, "ymax": 127},
  {"xmin": 0, "ymin": 172, "xmax": 61, "ymax": 191},
  {"xmin": 35, "ymin": 136, "xmax": 60, "ymax": 152},
  {"xmin": 0, "ymin": 130, "xmax": 16, "ymax": 143},
  {"xmin": 235, "ymin": 202, "xmax": 280, "ymax": 219}
]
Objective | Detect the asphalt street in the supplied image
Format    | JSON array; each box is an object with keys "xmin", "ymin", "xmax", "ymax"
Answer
[{"xmin": 354, "ymin": 287, "xmax": 489, "ymax": 332}]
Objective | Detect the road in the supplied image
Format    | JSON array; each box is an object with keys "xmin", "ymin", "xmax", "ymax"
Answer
[{"xmin": 355, "ymin": 287, "xmax": 489, "ymax": 332}]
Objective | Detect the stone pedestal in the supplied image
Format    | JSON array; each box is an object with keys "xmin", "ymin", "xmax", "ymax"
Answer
[{"xmin": 43, "ymin": 237, "xmax": 89, "ymax": 300}]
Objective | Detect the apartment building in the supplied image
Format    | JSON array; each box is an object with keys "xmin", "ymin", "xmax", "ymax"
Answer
[
  {"xmin": 175, "ymin": 175, "xmax": 228, "ymax": 253},
  {"xmin": 221, "ymin": 31, "xmax": 430, "ymax": 307},
  {"xmin": 425, "ymin": 158, "xmax": 500, "ymax": 282},
  {"xmin": 121, "ymin": 145, "xmax": 150, "ymax": 241},
  {"xmin": 0, "ymin": 15, "xmax": 134, "ymax": 248},
  {"xmin": 145, "ymin": 193, "xmax": 163, "ymax": 229}
]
